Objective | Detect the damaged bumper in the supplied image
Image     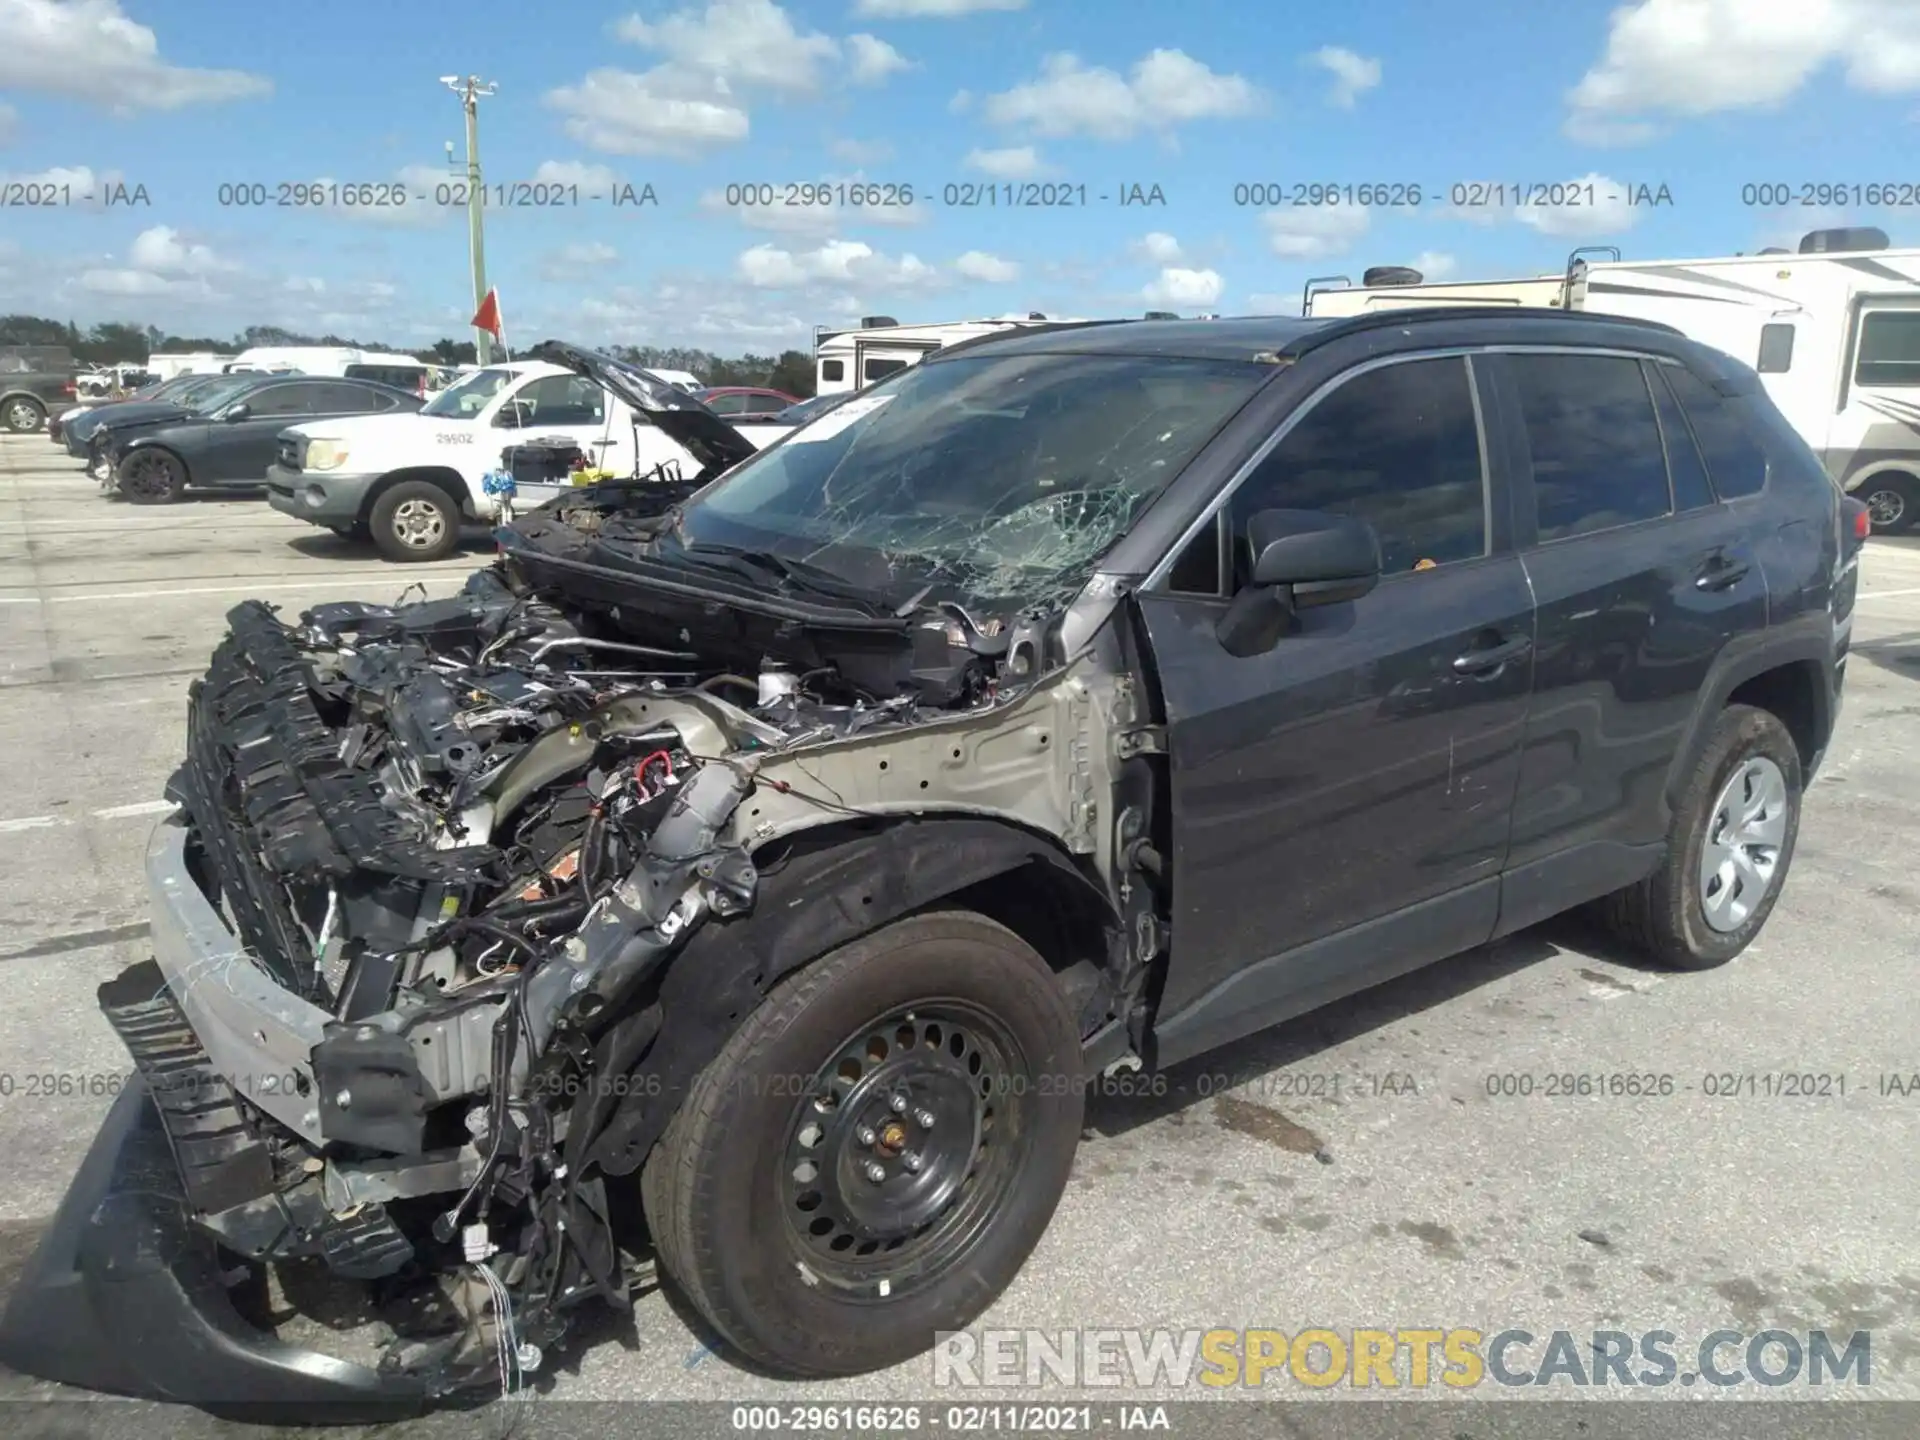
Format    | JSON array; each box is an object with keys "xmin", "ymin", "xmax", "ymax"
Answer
[{"xmin": 0, "ymin": 1073, "xmax": 430, "ymax": 1421}]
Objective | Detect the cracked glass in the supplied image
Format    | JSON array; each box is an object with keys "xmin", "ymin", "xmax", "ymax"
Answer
[{"xmin": 673, "ymin": 352, "xmax": 1271, "ymax": 611}]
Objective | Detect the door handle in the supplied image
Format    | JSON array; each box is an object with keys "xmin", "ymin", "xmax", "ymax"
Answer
[
  {"xmin": 1452, "ymin": 634, "xmax": 1531, "ymax": 675},
  {"xmin": 1695, "ymin": 555, "xmax": 1751, "ymax": 591}
]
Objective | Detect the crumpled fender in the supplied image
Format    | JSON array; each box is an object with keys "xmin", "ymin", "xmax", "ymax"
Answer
[{"xmin": 580, "ymin": 815, "xmax": 1115, "ymax": 1178}]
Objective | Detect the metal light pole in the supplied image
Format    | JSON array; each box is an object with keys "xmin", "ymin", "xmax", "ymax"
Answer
[{"xmin": 441, "ymin": 75, "xmax": 498, "ymax": 364}]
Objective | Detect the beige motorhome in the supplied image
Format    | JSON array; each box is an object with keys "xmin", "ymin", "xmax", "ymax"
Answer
[{"xmin": 1305, "ymin": 230, "xmax": 1920, "ymax": 532}]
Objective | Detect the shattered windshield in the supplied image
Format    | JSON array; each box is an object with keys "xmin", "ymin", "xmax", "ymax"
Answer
[{"xmin": 675, "ymin": 351, "xmax": 1268, "ymax": 608}]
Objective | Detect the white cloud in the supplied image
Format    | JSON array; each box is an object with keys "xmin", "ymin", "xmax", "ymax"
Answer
[
  {"xmin": 552, "ymin": 2, "xmax": 912, "ymax": 155},
  {"xmin": 614, "ymin": 0, "xmax": 840, "ymax": 94},
  {"xmin": 1411, "ymin": 250, "xmax": 1456, "ymax": 279},
  {"xmin": 532, "ymin": 159, "xmax": 623, "ymax": 191},
  {"xmin": 963, "ymin": 145, "xmax": 1049, "ymax": 179},
  {"xmin": 1566, "ymin": 0, "xmax": 1920, "ymax": 143},
  {"xmin": 1260, "ymin": 201, "xmax": 1370, "ymax": 259},
  {"xmin": 955, "ymin": 250, "xmax": 1020, "ymax": 283},
  {"xmin": 1308, "ymin": 46, "xmax": 1381, "ymax": 108},
  {"xmin": 0, "ymin": 0, "xmax": 270, "ymax": 112},
  {"xmin": 854, "ymin": 0, "xmax": 1024, "ymax": 14},
  {"xmin": 541, "ymin": 241, "xmax": 621, "ymax": 281},
  {"xmin": 547, "ymin": 68, "xmax": 750, "ymax": 158},
  {"xmin": 949, "ymin": 89, "xmax": 974, "ymax": 113},
  {"xmin": 982, "ymin": 49, "xmax": 1262, "ymax": 140},
  {"xmin": 830, "ymin": 137, "xmax": 895, "ymax": 165},
  {"xmin": 1142, "ymin": 267, "xmax": 1223, "ymax": 308},
  {"xmin": 1513, "ymin": 173, "xmax": 1642, "ymax": 237},
  {"xmin": 1130, "ymin": 231, "xmax": 1184, "ymax": 264},
  {"xmin": 127, "ymin": 225, "xmax": 236, "ymax": 276},
  {"xmin": 736, "ymin": 238, "xmax": 942, "ymax": 291},
  {"xmin": 847, "ymin": 34, "xmax": 912, "ymax": 83},
  {"xmin": 0, "ymin": 164, "xmax": 126, "ymax": 211}
]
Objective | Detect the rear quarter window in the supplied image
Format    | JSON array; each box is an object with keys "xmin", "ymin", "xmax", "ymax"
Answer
[{"xmin": 1661, "ymin": 365, "xmax": 1769, "ymax": 500}]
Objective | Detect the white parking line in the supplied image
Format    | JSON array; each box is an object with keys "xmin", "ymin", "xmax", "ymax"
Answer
[
  {"xmin": 0, "ymin": 574, "xmax": 473, "ymax": 604},
  {"xmin": 0, "ymin": 800, "xmax": 176, "ymax": 833},
  {"xmin": 1857, "ymin": 586, "xmax": 1920, "ymax": 602}
]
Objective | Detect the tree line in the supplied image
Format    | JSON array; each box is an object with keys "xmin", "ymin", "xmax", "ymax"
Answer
[{"xmin": 0, "ymin": 316, "xmax": 817, "ymax": 397}]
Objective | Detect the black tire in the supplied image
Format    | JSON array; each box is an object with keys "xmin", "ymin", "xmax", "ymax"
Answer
[
  {"xmin": 1859, "ymin": 472, "xmax": 1920, "ymax": 535},
  {"xmin": 642, "ymin": 910, "xmax": 1084, "ymax": 1378},
  {"xmin": 2, "ymin": 395, "xmax": 45, "ymax": 434},
  {"xmin": 368, "ymin": 480, "xmax": 459, "ymax": 562},
  {"xmin": 117, "ymin": 449, "xmax": 187, "ymax": 504},
  {"xmin": 1595, "ymin": 704, "xmax": 1802, "ymax": 970}
]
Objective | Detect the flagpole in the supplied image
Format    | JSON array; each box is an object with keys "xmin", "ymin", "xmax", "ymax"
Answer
[{"xmin": 496, "ymin": 287, "xmax": 509, "ymax": 361}]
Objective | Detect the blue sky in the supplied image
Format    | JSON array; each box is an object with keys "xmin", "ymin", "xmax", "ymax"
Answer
[{"xmin": 2, "ymin": 0, "xmax": 1919, "ymax": 352}]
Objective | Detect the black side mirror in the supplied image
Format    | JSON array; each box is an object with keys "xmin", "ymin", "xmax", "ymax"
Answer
[
  {"xmin": 224, "ymin": 402, "xmax": 251, "ymax": 422},
  {"xmin": 495, "ymin": 401, "xmax": 527, "ymax": 428},
  {"xmin": 1216, "ymin": 508, "xmax": 1382, "ymax": 657}
]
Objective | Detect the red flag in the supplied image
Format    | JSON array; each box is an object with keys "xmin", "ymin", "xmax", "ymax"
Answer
[{"xmin": 470, "ymin": 288, "xmax": 502, "ymax": 339}]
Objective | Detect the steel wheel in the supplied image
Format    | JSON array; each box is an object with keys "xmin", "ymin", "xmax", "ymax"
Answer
[
  {"xmin": 780, "ymin": 1002, "xmax": 1024, "ymax": 1300},
  {"xmin": 1698, "ymin": 755, "xmax": 1789, "ymax": 934},
  {"xmin": 3, "ymin": 398, "xmax": 41, "ymax": 433},
  {"xmin": 1866, "ymin": 486, "xmax": 1907, "ymax": 529},
  {"xmin": 390, "ymin": 497, "xmax": 447, "ymax": 549}
]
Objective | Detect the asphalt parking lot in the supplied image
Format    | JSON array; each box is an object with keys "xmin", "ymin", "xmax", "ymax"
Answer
[{"xmin": 0, "ymin": 431, "xmax": 1917, "ymax": 1436}]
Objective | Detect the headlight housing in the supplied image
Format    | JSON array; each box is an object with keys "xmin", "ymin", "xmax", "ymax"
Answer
[{"xmin": 303, "ymin": 438, "xmax": 349, "ymax": 471}]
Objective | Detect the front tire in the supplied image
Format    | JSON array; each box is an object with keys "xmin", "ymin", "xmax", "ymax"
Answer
[
  {"xmin": 2, "ymin": 396, "xmax": 44, "ymax": 434},
  {"xmin": 1860, "ymin": 473, "xmax": 1920, "ymax": 535},
  {"xmin": 1596, "ymin": 704, "xmax": 1802, "ymax": 969},
  {"xmin": 642, "ymin": 910, "xmax": 1084, "ymax": 1378},
  {"xmin": 368, "ymin": 481, "xmax": 459, "ymax": 562},
  {"xmin": 118, "ymin": 449, "xmax": 187, "ymax": 504}
]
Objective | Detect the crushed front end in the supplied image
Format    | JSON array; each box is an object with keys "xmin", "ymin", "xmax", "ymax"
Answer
[{"xmin": 0, "ymin": 539, "xmax": 1145, "ymax": 1416}]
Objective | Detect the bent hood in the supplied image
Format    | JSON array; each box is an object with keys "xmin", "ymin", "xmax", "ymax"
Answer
[
  {"xmin": 528, "ymin": 340, "xmax": 759, "ymax": 476},
  {"xmin": 72, "ymin": 400, "xmax": 188, "ymax": 440}
]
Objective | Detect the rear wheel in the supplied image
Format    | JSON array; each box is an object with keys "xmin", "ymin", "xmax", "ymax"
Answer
[
  {"xmin": 642, "ymin": 910, "xmax": 1084, "ymax": 1378},
  {"xmin": 1861, "ymin": 473, "xmax": 1920, "ymax": 535},
  {"xmin": 368, "ymin": 481, "xmax": 459, "ymax": 562},
  {"xmin": 3, "ymin": 396, "xmax": 45, "ymax": 433},
  {"xmin": 118, "ymin": 449, "xmax": 187, "ymax": 504},
  {"xmin": 1595, "ymin": 704, "xmax": 1801, "ymax": 969}
]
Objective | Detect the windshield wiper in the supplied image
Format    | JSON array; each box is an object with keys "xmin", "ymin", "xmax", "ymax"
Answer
[{"xmin": 678, "ymin": 542, "xmax": 878, "ymax": 602}]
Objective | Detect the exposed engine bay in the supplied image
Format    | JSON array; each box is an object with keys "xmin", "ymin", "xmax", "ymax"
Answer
[{"xmin": 126, "ymin": 513, "xmax": 1152, "ymax": 1398}]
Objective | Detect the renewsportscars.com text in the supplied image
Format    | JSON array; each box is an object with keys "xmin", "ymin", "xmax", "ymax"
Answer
[{"xmin": 932, "ymin": 1327, "xmax": 1873, "ymax": 1390}]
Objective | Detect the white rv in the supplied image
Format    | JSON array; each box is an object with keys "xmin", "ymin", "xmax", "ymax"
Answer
[
  {"xmin": 223, "ymin": 346, "xmax": 370, "ymax": 377},
  {"xmin": 148, "ymin": 351, "xmax": 235, "ymax": 380},
  {"xmin": 1305, "ymin": 230, "xmax": 1920, "ymax": 531},
  {"xmin": 813, "ymin": 314, "xmax": 1083, "ymax": 394}
]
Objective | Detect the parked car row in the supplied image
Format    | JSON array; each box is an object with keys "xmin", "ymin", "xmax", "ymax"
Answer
[{"xmin": 30, "ymin": 354, "xmax": 809, "ymax": 562}]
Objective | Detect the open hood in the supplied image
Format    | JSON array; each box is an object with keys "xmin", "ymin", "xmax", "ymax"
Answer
[{"xmin": 528, "ymin": 340, "xmax": 759, "ymax": 476}]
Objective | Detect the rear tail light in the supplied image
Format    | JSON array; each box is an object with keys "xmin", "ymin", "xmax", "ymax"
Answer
[
  {"xmin": 1844, "ymin": 497, "xmax": 1871, "ymax": 541},
  {"xmin": 61, "ymin": 381, "xmax": 75, "ymax": 396},
  {"xmin": 1856, "ymin": 506, "xmax": 1872, "ymax": 540}
]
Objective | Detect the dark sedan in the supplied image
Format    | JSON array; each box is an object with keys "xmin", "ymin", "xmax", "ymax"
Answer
[
  {"xmin": 63, "ymin": 373, "xmax": 249, "ymax": 463},
  {"xmin": 106, "ymin": 376, "xmax": 423, "ymax": 504}
]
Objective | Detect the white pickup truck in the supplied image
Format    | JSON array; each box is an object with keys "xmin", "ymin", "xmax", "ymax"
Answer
[{"xmin": 266, "ymin": 356, "xmax": 784, "ymax": 561}]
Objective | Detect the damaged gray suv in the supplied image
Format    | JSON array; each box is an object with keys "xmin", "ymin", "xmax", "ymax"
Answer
[{"xmin": 1, "ymin": 316, "xmax": 1860, "ymax": 1415}]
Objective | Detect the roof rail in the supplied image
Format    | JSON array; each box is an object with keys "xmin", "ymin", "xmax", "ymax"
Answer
[
  {"xmin": 928, "ymin": 318, "xmax": 1135, "ymax": 360},
  {"xmin": 1281, "ymin": 304, "xmax": 1683, "ymax": 355}
]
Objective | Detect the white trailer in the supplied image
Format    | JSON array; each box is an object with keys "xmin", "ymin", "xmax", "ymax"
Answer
[
  {"xmin": 1305, "ymin": 230, "xmax": 1920, "ymax": 530},
  {"xmin": 148, "ymin": 351, "xmax": 234, "ymax": 380},
  {"xmin": 812, "ymin": 314, "xmax": 1086, "ymax": 394}
]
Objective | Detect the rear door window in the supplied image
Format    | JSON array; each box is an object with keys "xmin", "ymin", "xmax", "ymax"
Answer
[
  {"xmin": 1855, "ymin": 311, "xmax": 1920, "ymax": 387},
  {"xmin": 1647, "ymin": 362, "xmax": 1716, "ymax": 512},
  {"xmin": 1510, "ymin": 353, "xmax": 1671, "ymax": 540}
]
